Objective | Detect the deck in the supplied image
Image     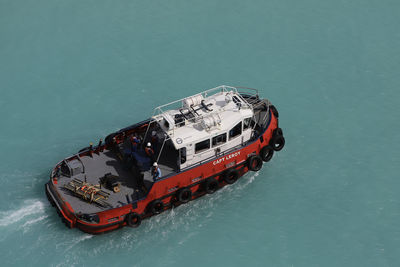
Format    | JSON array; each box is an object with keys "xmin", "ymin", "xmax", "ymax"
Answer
[{"xmin": 55, "ymin": 147, "xmax": 175, "ymax": 214}]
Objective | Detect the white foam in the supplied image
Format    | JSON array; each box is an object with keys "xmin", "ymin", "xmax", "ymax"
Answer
[
  {"xmin": 241, "ymin": 171, "xmax": 258, "ymax": 187},
  {"xmin": 0, "ymin": 199, "xmax": 45, "ymax": 227},
  {"xmin": 65, "ymin": 234, "xmax": 93, "ymax": 252},
  {"xmin": 22, "ymin": 215, "xmax": 49, "ymax": 228}
]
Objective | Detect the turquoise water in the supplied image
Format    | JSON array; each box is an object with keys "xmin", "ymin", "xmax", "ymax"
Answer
[{"xmin": 1, "ymin": 0, "xmax": 400, "ymax": 266}]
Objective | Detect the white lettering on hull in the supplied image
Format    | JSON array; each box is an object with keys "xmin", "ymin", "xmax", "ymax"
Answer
[{"xmin": 213, "ymin": 151, "xmax": 241, "ymax": 165}]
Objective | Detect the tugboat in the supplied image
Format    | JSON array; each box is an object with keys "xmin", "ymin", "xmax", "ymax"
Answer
[{"xmin": 45, "ymin": 85, "xmax": 285, "ymax": 234}]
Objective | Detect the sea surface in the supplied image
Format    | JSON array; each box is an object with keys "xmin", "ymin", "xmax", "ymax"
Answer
[{"xmin": 1, "ymin": 0, "xmax": 400, "ymax": 266}]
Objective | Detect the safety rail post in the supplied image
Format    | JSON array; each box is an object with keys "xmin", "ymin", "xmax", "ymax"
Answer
[
  {"xmin": 156, "ymin": 137, "xmax": 168, "ymax": 163},
  {"xmin": 143, "ymin": 109, "xmax": 157, "ymax": 146}
]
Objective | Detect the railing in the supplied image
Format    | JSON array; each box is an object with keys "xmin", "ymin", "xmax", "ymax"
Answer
[
  {"xmin": 152, "ymin": 85, "xmax": 236, "ymax": 117},
  {"xmin": 145, "ymin": 85, "xmax": 251, "ymax": 138},
  {"xmin": 235, "ymin": 87, "xmax": 260, "ymax": 106},
  {"xmin": 235, "ymin": 86, "xmax": 259, "ymax": 96},
  {"xmin": 143, "ymin": 85, "xmax": 260, "ymax": 143}
]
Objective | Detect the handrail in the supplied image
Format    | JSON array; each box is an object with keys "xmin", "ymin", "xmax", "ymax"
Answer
[
  {"xmin": 235, "ymin": 86, "xmax": 259, "ymax": 96},
  {"xmin": 76, "ymin": 154, "xmax": 85, "ymax": 173},
  {"xmin": 156, "ymin": 136, "xmax": 169, "ymax": 163},
  {"xmin": 144, "ymin": 85, "xmax": 260, "ymax": 139},
  {"xmin": 152, "ymin": 85, "xmax": 237, "ymax": 117}
]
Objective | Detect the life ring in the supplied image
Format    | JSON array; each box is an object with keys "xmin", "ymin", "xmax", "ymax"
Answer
[
  {"xmin": 223, "ymin": 168, "xmax": 239, "ymax": 184},
  {"xmin": 148, "ymin": 199, "xmax": 164, "ymax": 214},
  {"xmin": 126, "ymin": 212, "xmax": 141, "ymax": 228},
  {"xmin": 248, "ymin": 155, "xmax": 263, "ymax": 171},
  {"xmin": 177, "ymin": 188, "xmax": 192, "ymax": 203},
  {"xmin": 260, "ymin": 146, "xmax": 274, "ymax": 162}
]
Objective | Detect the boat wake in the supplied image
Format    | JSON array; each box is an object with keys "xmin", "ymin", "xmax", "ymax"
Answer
[
  {"xmin": 0, "ymin": 199, "xmax": 46, "ymax": 227},
  {"xmin": 64, "ymin": 234, "xmax": 93, "ymax": 252}
]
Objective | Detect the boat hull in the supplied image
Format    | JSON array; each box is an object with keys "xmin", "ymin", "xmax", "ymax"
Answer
[{"xmin": 45, "ymin": 108, "xmax": 283, "ymax": 234}]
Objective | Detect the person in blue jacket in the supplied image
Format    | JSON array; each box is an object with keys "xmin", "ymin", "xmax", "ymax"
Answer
[
  {"xmin": 151, "ymin": 162, "xmax": 162, "ymax": 181},
  {"xmin": 130, "ymin": 135, "xmax": 140, "ymax": 152}
]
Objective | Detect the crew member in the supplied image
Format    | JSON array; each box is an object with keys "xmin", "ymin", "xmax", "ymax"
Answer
[
  {"xmin": 151, "ymin": 162, "xmax": 162, "ymax": 181},
  {"xmin": 145, "ymin": 142, "xmax": 155, "ymax": 163},
  {"xmin": 130, "ymin": 135, "xmax": 140, "ymax": 152}
]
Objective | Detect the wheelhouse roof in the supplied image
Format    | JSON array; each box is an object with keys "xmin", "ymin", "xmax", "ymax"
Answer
[{"xmin": 148, "ymin": 86, "xmax": 255, "ymax": 149}]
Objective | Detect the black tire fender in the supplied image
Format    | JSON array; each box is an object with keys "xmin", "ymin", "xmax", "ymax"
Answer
[
  {"xmin": 248, "ymin": 155, "xmax": 263, "ymax": 171},
  {"xmin": 223, "ymin": 168, "xmax": 239, "ymax": 184},
  {"xmin": 270, "ymin": 105, "xmax": 279, "ymax": 118},
  {"xmin": 177, "ymin": 188, "xmax": 192, "ymax": 203},
  {"xmin": 148, "ymin": 199, "xmax": 164, "ymax": 214},
  {"xmin": 272, "ymin": 135, "xmax": 285, "ymax": 151},
  {"xmin": 260, "ymin": 146, "xmax": 274, "ymax": 162},
  {"xmin": 274, "ymin": 127, "xmax": 283, "ymax": 136},
  {"xmin": 105, "ymin": 133, "xmax": 117, "ymax": 145},
  {"xmin": 126, "ymin": 212, "xmax": 141, "ymax": 228},
  {"xmin": 204, "ymin": 178, "xmax": 219, "ymax": 194}
]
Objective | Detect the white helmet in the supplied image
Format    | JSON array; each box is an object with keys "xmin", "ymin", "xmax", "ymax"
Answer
[
  {"xmin": 153, "ymin": 162, "xmax": 158, "ymax": 167},
  {"xmin": 147, "ymin": 142, "xmax": 151, "ymax": 147}
]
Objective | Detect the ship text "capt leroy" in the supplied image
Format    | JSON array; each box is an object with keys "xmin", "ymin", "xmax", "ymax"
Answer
[{"xmin": 213, "ymin": 151, "xmax": 241, "ymax": 165}]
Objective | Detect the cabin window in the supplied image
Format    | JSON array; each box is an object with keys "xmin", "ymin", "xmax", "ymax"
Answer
[
  {"xmin": 243, "ymin": 117, "xmax": 252, "ymax": 130},
  {"xmin": 195, "ymin": 139, "xmax": 210, "ymax": 154},
  {"xmin": 212, "ymin": 133, "xmax": 227, "ymax": 147},
  {"xmin": 229, "ymin": 122, "xmax": 242, "ymax": 140},
  {"xmin": 180, "ymin": 147, "xmax": 186, "ymax": 164}
]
